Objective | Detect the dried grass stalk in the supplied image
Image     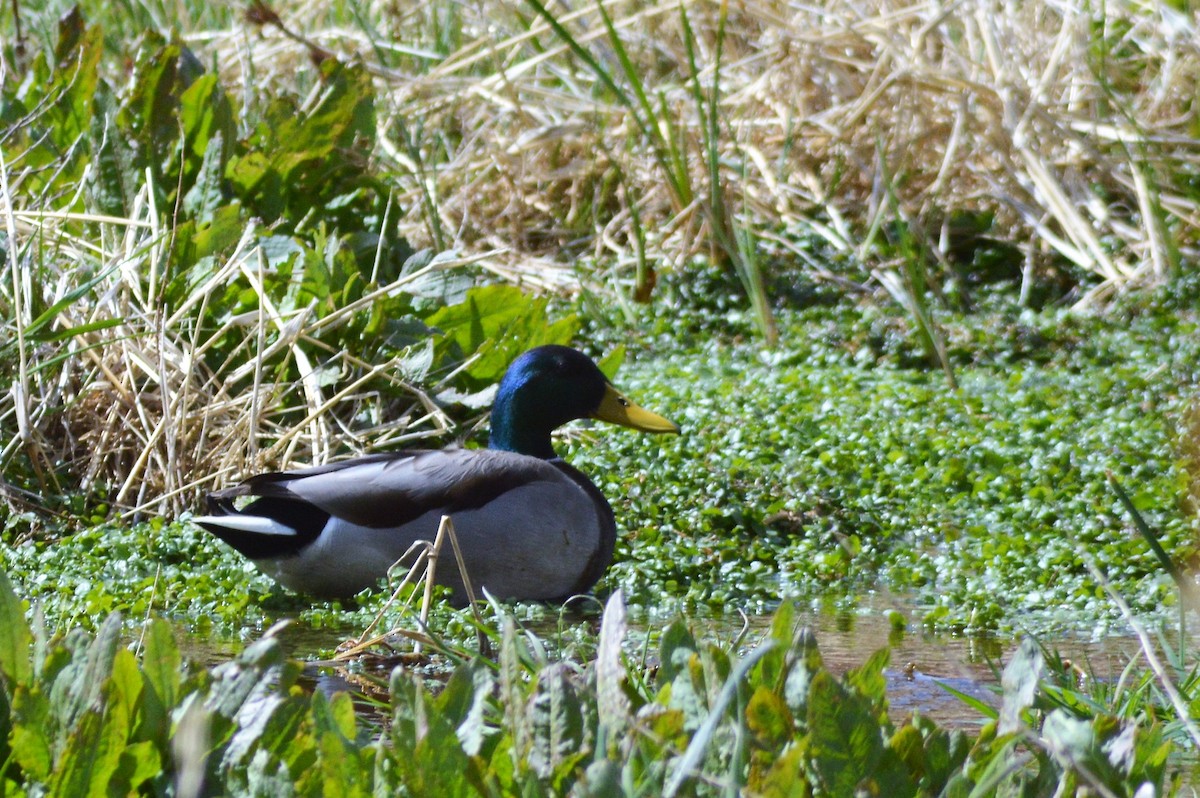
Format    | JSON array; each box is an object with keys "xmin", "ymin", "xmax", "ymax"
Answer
[{"xmin": 196, "ymin": 0, "xmax": 1198, "ymax": 295}]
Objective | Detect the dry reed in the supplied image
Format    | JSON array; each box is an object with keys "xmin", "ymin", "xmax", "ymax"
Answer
[
  {"xmin": 2, "ymin": 0, "xmax": 1198, "ymax": 520},
  {"xmin": 198, "ymin": 0, "xmax": 1200, "ymax": 295}
]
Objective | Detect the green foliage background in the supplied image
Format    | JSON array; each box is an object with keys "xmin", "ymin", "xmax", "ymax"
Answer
[{"xmin": 3, "ymin": 3, "xmax": 1200, "ymax": 794}]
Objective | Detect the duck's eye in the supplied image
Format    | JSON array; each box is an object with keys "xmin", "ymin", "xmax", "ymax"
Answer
[{"xmin": 618, "ymin": 397, "xmax": 629, "ymax": 407}]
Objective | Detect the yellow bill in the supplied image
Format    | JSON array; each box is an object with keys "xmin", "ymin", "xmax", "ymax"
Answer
[{"xmin": 593, "ymin": 383, "xmax": 680, "ymax": 434}]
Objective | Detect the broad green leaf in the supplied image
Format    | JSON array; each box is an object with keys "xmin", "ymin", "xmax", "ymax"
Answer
[
  {"xmin": 656, "ymin": 617, "xmax": 697, "ymax": 687},
  {"xmin": 107, "ymin": 649, "xmax": 142, "ymax": 738},
  {"xmin": 752, "ymin": 740, "xmax": 807, "ymax": 797},
  {"xmin": 426, "ymin": 284, "xmax": 580, "ymax": 385},
  {"xmin": 49, "ymin": 702, "xmax": 127, "ymax": 797},
  {"xmin": 596, "ymin": 345, "xmax": 625, "ymax": 380},
  {"xmin": 141, "ymin": 618, "xmax": 181, "ymax": 714},
  {"xmin": 206, "ymin": 637, "xmax": 286, "ymax": 720},
  {"xmin": 328, "ymin": 691, "xmax": 359, "ymax": 742},
  {"xmin": 663, "ymin": 640, "xmax": 775, "ymax": 798},
  {"xmin": 889, "ymin": 723, "xmax": 926, "ymax": 778},
  {"xmin": 10, "ymin": 687, "xmax": 52, "ymax": 780},
  {"xmin": 753, "ymin": 599, "xmax": 795, "ymax": 689},
  {"xmin": 745, "ymin": 685, "xmax": 792, "ymax": 747},
  {"xmin": 168, "ymin": 205, "xmax": 245, "ymax": 277},
  {"xmin": 437, "ymin": 660, "xmax": 491, "ymax": 757},
  {"xmin": 871, "ymin": 748, "xmax": 919, "ymax": 798},
  {"xmin": 498, "ymin": 618, "xmax": 529, "ymax": 762},
  {"xmin": 225, "ymin": 61, "xmax": 375, "ymax": 227},
  {"xmin": 0, "ymin": 571, "xmax": 32, "ymax": 684},
  {"xmin": 314, "ymin": 729, "xmax": 370, "ymax": 798},
  {"xmin": 53, "ymin": 6, "xmax": 86, "ymax": 63},
  {"xmin": 112, "ymin": 740, "xmax": 162, "ymax": 795},
  {"xmin": 49, "ymin": 615, "xmax": 120, "ymax": 731},
  {"xmin": 527, "ymin": 662, "xmax": 586, "ymax": 779},
  {"xmin": 847, "ymin": 647, "xmax": 890, "ymax": 719},
  {"xmin": 88, "ymin": 106, "xmax": 138, "ymax": 217},
  {"xmin": 180, "ymin": 71, "xmax": 235, "ymax": 183},
  {"xmin": 121, "ymin": 37, "xmax": 184, "ymax": 177},
  {"xmin": 782, "ymin": 628, "xmax": 822, "ymax": 718},
  {"xmin": 0, "ymin": 684, "xmax": 10, "ymax": 776},
  {"xmin": 805, "ymin": 670, "xmax": 881, "ymax": 796},
  {"xmin": 182, "ymin": 133, "xmax": 228, "ymax": 223},
  {"xmin": 50, "ymin": 20, "xmax": 103, "ymax": 150}
]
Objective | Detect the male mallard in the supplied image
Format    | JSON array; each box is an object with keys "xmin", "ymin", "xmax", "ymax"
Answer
[{"xmin": 193, "ymin": 345, "xmax": 678, "ymax": 602}]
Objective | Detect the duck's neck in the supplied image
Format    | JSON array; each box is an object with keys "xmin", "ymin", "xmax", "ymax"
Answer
[{"xmin": 488, "ymin": 391, "xmax": 559, "ymax": 459}]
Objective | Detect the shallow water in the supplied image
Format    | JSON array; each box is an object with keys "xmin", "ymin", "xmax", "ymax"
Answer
[{"xmin": 176, "ymin": 591, "xmax": 1161, "ymax": 731}]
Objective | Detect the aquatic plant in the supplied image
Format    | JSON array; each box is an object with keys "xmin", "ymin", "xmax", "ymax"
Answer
[{"xmin": 0, "ymin": 571, "xmax": 1182, "ymax": 795}]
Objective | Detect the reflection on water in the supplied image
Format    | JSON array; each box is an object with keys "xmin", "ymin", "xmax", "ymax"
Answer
[
  {"xmin": 663, "ymin": 593, "xmax": 1150, "ymax": 729},
  {"xmin": 177, "ymin": 591, "xmax": 1155, "ymax": 731}
]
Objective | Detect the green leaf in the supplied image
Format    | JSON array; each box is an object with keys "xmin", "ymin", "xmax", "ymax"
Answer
[
  {"xmin": 596, "ymin": 345, "xmax": 625, "ymax": 380},
  {"xmin": 315, "ymin": 727, "xmax": 370, "ymax": 798},
  {"xmin": 806, "ymin": 669, "xmax": 882, "ymax": 796},
  {"xmin": 11, "ymin": 687, "xmax": 52, "ymax": 780},
  {"xmin": 439, "ymin": 660, "xmax": 491, "ymax": 757},
  {"xmin": 49, "ymin": 615, "xmax": 121, "ymax": 732},
  {"xmin": 782, "ymin": 628, "xmax": 822, "ymax": 717},
  {"xmin": 141, "ymin": 618, "xmax": 181, "ymax": 712},
  {"xmin": 595, "ymin": 590, "xmax": 629, "ymax": 743},
  {"xmin": 753, "ymin": 600, "xmax": 796, "ymax": 689},
  {"xmin": 0, "ymin": 571, "xmax": 32, "ymax": 685},
  {"xmin": 180, "ymin": 71, "xmax": 236, "ymax": 185},
  {"xmin": 937, "ymin": 680, "xmax": 998, "ymax": 720},
  {"xmin": 182, "ymin": 133, "xmax": 228, "ymax": 223},
  {"xmin": 112, "ymin": 740, "xmax": 162, "ymax": 795},
  {"xmin": 745, "ymin": 685, "xmax": 792, "ymax": 748},
  {"xmin": 21, "ymin": 263, "xmax": 121, "ymax": 344},
  {"xmin": 225, "ymin": 61, "xmax": 375, "ymax": 226},
  {"xmin": 846, "ymin": 648, "xmax": 890, "ymax": 718},
  {"xmin": 426, "ymin": 284, "xmax": 580, "ymax": 385},
  {"xmin": 50, "ymin": 20, "xmax": 104, "ymax": 151},
  {"xmin": 121, "ymin": 36, "xmax": 186, "ymax": 177},
  {"xmin": 88, "ymin": 105, "xmax": 138, "ymax": 217},
  {"xmin": 753, "ymin": 741, "xmax": 807, "ymax": 797},
  {"xmin": 656, "ymin": 617, "xmax": 697, "ymax": 687},
  {"xmin": 49, "ymin": 649, "xmax": 141, "ymax": 798},
  {"xmin": 528, "ymin": 662, "xmax": 586, "ymax": 779},
  {"xmin": 664, "ymin": 640, "xmax": 775, "ymax": 798},
  {"xmin": 106, "ymin": 649, "xmax": 142, "ymax": 739},
  {"xmin": 168, "ymin": 205, "xmax": 245, "ymax": 276},
  {"xmin": 48, "ymin": 706, "xmax": 125, "ymax": 796}
]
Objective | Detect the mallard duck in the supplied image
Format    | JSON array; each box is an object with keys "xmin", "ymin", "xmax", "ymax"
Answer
[{"xmin": 193, "ymin": 345, "xmax": 678, "ymax": 602}]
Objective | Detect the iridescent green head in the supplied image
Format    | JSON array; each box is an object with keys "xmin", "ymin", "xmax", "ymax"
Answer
[{"xmin": 488, "ymin": 345, "xmax": 678, "ymax": 458}]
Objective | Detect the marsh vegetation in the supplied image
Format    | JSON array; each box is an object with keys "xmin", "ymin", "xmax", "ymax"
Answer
[{"xmin": 2, "ymin": 0, "xmax": 1200, "ymax": 792}]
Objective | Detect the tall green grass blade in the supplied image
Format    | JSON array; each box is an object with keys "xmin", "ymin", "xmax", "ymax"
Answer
[
  {"xmin": 936, "ymin": 681, "xmax": 999, "ymax": 720},
  {"xmin": 1107, "ymin": 471, "xmax": 1187, "ymax": 590},
  {"xmin": 874, "ymin": 148, "xmax": 956, "ymax": 386},
  {"xmin": 590, "ymin": 0, "xmax": 657, "ymax": 142},
  {"xmin": 679, "ymin": 0, "xmax": 776, "ymax": 344},
  {"xmin": 1107, "ymin": 469, "xmax": 1195, "ymax": 660},
  {"xmin": 521, "ymin": 0, "xmax": 630, "ymax": 114}
]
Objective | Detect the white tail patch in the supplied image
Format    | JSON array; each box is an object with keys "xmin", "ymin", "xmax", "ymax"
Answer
[{"xmin": 193, "ymin": 515, "xmax": 298, "ymax": 537}]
